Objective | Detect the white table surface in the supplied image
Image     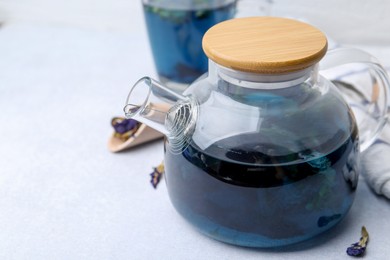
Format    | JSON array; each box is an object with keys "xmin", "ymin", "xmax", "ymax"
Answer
[{"xmin": 1, "ymin": 8, "xmax": 390, "ymax": 260}]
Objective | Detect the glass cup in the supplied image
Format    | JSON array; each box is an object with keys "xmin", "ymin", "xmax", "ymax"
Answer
[{"xmin": 142, "ymin": 0, "xmax": 238, "ymax": 92}]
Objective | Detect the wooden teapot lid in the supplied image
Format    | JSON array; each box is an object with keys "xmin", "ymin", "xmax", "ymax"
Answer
[{"xmin": 202, "ymin": 17, "xmax": 328, "ymax": 74}]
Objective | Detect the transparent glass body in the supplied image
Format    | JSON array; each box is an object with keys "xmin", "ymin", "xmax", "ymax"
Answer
[
  {"xmin": 124, "ymin": 48, "xmax": 390, "ymax": 248},
  {"xmin": 164, "ymin": 61, "xmax": 360, "ymax": 247}
]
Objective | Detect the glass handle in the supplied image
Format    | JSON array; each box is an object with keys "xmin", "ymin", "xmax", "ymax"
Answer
[{"xmin": 320, "ymin": 48, "xmax": 390, "ymax": 151}]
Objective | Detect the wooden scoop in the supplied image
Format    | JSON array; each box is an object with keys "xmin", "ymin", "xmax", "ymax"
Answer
[
  {"xmin": 108, "ymin": 123, "xmax": 164, "ymax": 152},
  {"xmin": 108, "ymin": 103, "xmax": 169, "ymax": 152}
]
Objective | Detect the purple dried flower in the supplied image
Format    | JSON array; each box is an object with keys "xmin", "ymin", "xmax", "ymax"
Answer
[
  {"xmin": 346, "ymin": 226, "xmax": 369, "ymax": 257},
  {"xmin": 112, "ymin": 118, "xmax": 139, "ymax": 134},
  {"xmin": 150, "ymin": 163, "xmax": 164, "ymax": 189},
  {"xmin": 111, "ymin": 117, "xmax": 141, "ymax": 141},
  {"xmin": 347, "ymin": 242, "xmax": 366, "ymax": 256}
]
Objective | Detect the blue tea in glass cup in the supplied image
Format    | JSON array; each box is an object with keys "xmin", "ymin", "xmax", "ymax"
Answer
[{"xmin": 142, "ymin": 0, "xmax": 237, "ymax": 92}]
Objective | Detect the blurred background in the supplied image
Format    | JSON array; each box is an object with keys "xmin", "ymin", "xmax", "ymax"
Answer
[{"xmin": 0, "ymin": 0, "xmax": 389, "ymax": 45}]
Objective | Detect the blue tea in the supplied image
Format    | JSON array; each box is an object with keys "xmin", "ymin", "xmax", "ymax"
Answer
[
  {"xmin": 143, "ymin": 1, "xmax": 236, "ymax": 84},
  {"xmin": 165, "ymin": 131, "xmax": 359, "ymax": 247}
]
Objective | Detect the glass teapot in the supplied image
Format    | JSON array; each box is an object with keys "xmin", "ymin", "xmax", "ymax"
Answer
[{"xmin": 124, "ymin": 17, "xmax": 390, "ymax": 247}]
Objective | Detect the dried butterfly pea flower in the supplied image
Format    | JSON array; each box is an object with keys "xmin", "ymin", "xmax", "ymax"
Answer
[
  {"xmin": 111, "ymin": 117, "xmax": 141, "ymax": 141},
  {"xmin": 346, "ymin": 226, "xmax": 369, "ymax": 257},
  {"xmin": 150, "ymin": 162, "xmax": 164, "ymax": 189}
]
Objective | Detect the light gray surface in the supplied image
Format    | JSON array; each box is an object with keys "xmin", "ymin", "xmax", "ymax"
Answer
[{"xmin": 1, "ymin": 22, "xmax": 390, "ymax": 260}]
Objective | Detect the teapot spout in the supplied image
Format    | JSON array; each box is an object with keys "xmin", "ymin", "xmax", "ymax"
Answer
[{"xmin": 124, "ymin": 77, "xmax": 197, "ymax": 152}]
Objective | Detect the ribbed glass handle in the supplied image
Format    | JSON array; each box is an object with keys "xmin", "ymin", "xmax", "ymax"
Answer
[{"xmin": 320, "ymin": 48, "xmax": 390, "ymax": 151}]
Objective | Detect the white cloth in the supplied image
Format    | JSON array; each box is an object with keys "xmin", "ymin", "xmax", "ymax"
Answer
[{"xmin": 361, "ymin": 140, "xmax": 390, "ymax": 198}]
